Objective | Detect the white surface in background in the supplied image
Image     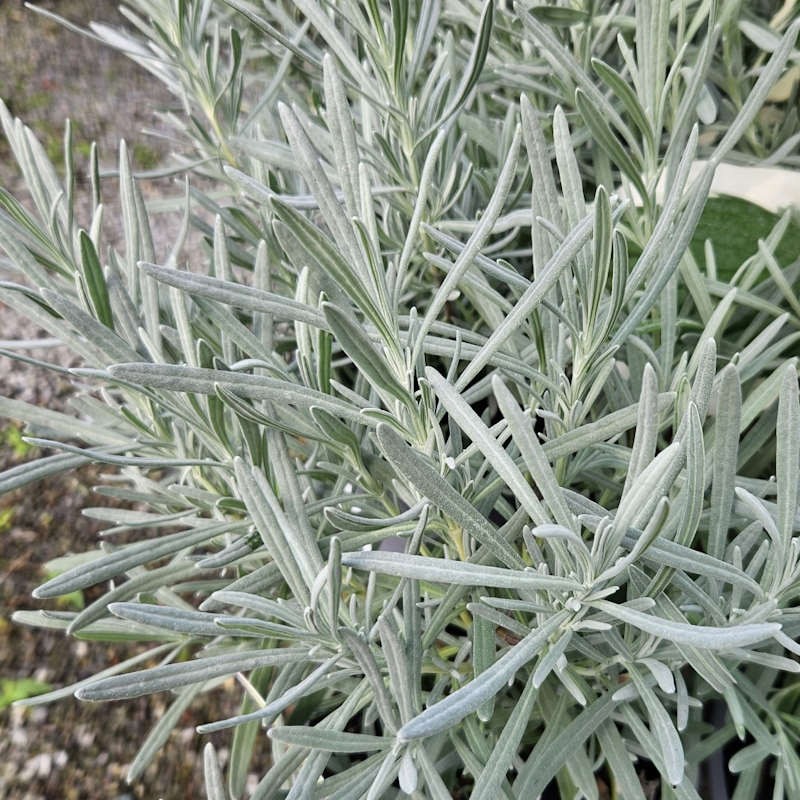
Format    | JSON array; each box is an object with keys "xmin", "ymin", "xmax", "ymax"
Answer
[{"xmin": 683, "ymin": 160, "xmax": 800, "ymax": 212}]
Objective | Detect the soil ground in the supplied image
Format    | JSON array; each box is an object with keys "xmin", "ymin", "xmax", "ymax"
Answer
[{"xmin": 0, "ymin": 2, "xmax": 242, "ymax": 797}]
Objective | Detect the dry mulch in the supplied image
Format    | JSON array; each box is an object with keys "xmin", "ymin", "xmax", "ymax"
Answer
[{"xmin": 0, "ymin": 455, "xmax": 233, "ymax": 800}]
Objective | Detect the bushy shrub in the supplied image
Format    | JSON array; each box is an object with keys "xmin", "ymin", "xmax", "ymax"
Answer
[{"xmin": 2, "ymin": 2, "xmax": 800, "ymax": 797}]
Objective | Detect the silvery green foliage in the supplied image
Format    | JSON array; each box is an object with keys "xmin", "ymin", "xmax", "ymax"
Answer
[{"xmin": 2, "ymin": 1, "xmax": 800, "ymax": 797}]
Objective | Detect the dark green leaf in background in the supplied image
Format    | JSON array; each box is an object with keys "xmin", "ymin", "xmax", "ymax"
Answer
[{"xmin": 690, "ymin": 195, "xmax": 800, "ymax": 280}]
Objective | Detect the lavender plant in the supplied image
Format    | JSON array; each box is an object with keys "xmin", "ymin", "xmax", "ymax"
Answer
[{"xmin": 2, "ymin": 1, "xmax": 800, "ymax": 798}]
